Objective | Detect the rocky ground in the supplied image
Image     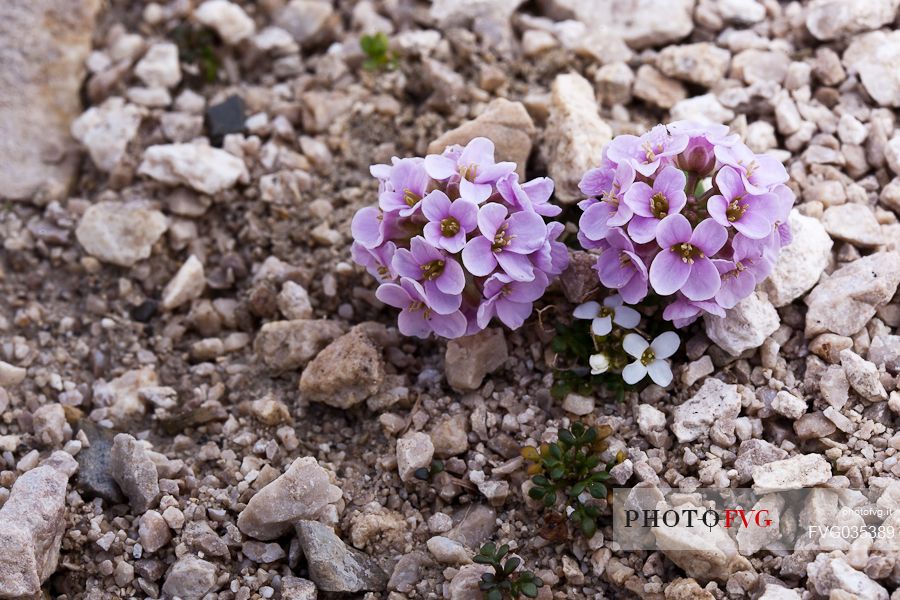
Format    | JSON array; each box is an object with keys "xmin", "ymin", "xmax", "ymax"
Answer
[{"xmin": 1, "ymin": 0, "xmax": 900, "ymax": 599}]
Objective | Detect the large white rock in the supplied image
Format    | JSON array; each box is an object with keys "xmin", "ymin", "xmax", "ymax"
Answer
[
  {"xmin": 139, "ymin": 143, "xmax": 249, "ymax": 195},
  {"xmin": 752, "ymin": 454, "xmax": 832, "ymax": 492},
  {"xmin": 805, "ymin": 252, "xmax": 900, "ymax": 337},
  {"xmin": 671, "ymin": 378, "xmax": 741, "ymax": 443},
  {"xmin": 760, "ymin": 210, "xmax": 832, "ymax": 307},
  {"xmin": 822, "ymin": 203, "xmax": 885, "ymax": 247},
  {"xmin": 76, "ymin": 201, "xmax": 168, "ymax": 267},
  {"xmin": 194, "ymin": 0, "xmax": 256, "ymax": 45},
  {"xmin": 807, "ymin": 554, "xmax": 889, "ymax": 600},
  {"xmin": 134, "ymin": 42, "xmax": 181, "ymax": 89},
  {"xmin": 0, "ymin": 0, "xmax": 101, "ymax": 201},
  {"xmin": 704, "ymin": 292, "xmax": 780, "ymax": 356},
  {"xmin": 237, "ymin": 457, "xmax": 343, "ymax": 540},
  {"xmin": 71, "ymin": 97, "xmax": 144, "ymax": 172},
  {"xmin": 544, "ymin": 72, "xmax": 613, "ymax": 204},
  {"xmin": 0, "ymin": 454, "xmax": 76, "ymax": 598},
  {"xmin": 540, "ymin": 0, "xmax": 694, "ymax": 49},
  {"xmin": 843, "ymin": 30, "xmax": 900, "ymax": 107},
  {"xmin": 806, "ymin": 0, "xmax": 899, "ymax": 41}
]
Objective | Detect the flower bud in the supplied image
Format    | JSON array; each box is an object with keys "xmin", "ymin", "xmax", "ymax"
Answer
[
  {"xmin": 676, "ymin": 138, "xmax": 716, "ymax": 176},
  {"xmin": 589, "ymin": 353, "xmax": 610, "ymax": 375}
]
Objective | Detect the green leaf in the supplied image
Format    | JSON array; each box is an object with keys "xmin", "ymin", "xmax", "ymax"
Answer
[
  {"xmin": 503, "ymin": 556, "xmax": 521, "ymax": 574},
  {"xmin": 548, "ymin": 444, "xmax": 562, "ymax": 460},
  {"xmin": 581, "ymin": 516, "xmax": 597, "ymax": 537},
  {"xmin": 549, "ymin": 466, "xmax": 565, "ymax": 480},
  {"xmin": 486, "ymin": 587, "xmax": 503, "ymax": 600},
  {"xmin": 480, "ymin": 542, "xmax": 496, "ymax": 556},
  {"xmin": 413, "ymin": 467, "xmax": 430, "ymax": 480},
  {"xmin": 520, "ymin": 582, "xmax": 539, "ymax": 598},
  {"xmin": 588, "ymin": 482, "xmax": 607, "ymax": 498},
  {"xmin": 497, "ymin": 544, "xmax": 510, "ymax": 559},
  {"xmin": 558, "ymin": 429, "xmax": 576, "ymax": 446},
  {"xmin": 474, "ymin": 555, "xmax": 493, "ymax": 565},
  {"xmin": 531, "ymin": 475, "xmax": 549, "ymax": 487},
  {"xmin": 528, "ymin": 486, "xmax": 546, "ymax": 500},
  {"xmin": 543, "ymin": 491, "xmax": 556, "ymax": 506},
  {"xmin": 570, "ymin": 481, "xmax": 587, "ymax": 496}
]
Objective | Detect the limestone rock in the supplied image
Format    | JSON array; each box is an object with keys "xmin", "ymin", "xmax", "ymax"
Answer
[
  {"xmin": 843, "ymin": 30, "xmax": 900, "ymax": 107},
  {"xmin": 671, "ymin": 378, "xmax": 741, "ymax": 443},
  {"xmin": 428, "ymin": 98, "xmax": 535, "ymax": 180},
  {"xmin": 93, "ymin": 366, "xmax": 159, "ymax": 425},
  {"xmin": 299, "ymin": 326, "xmax": 385, "ymax": 409},
  {"xmin": 275, "ymin": 0, "xmax": 337, "ymax": 47},
  {"xmin": 772, "ymin": 391, "xmax": 807, "ymax": 420},
  {"xmin": 277, "ymin": 281, "xmax": 313, "ymax": 320},
  {"xmin": 633, "ymin": 65, "xmax": 687, "ymax": 109},
  {"xmin": 161, "ymin": 255, "xmax": 206, "ymax": 311},
  {"xmin": 822, "ymin": 203, "xmax": 884, "ymax": 247},
  {"xmin": 545, "ymin": 72, "xmax": 613, "ymax": 204},
  {"xmin": 0, "ymin": 0, "xmax": 101, "ymax": 201},
  {"xmin": 735, "ymin": 439, "xmax": 788, "ymax": 483},
  {"xmin": 396, "ymin": 432, "xmax": 435, "ymax": 483},
  {"xmin": 139, "ymin": 510, "xmax": 171, "ymax": 554},
  {"xmin": 868, "ymin": 335, "xmax": 900, "ymax": 373},
  {"xmin": 657, "ymin": 42, "xmax": 730, "ymax": 87},
  {"xmin": 0, "ymin": 457, "xmax": 74, "ymax": 598},
  {"xmin": 805, "ymin": 252, "xmax": 900, "ymax": 337},
  {"xmin": 0, "ymin": 362, "xmax": 27, "ymax": 388},
  {"xmin": 704, "ymin": 292, "xmax": 780, "ymax": 356},
  {"xmin": 110, "ymin": 433, "xmax": 160, "ymax": 513},
  {"xmin": 840, "ymin": 348, "xmax": 888, "ymax": 402},
  {"xmin": 76, "ymin": 201, "xmax": 168, "ymax": 267},
  {"xmin": 541, "ymin": 0, "xmax": 694, "ymax": 49},
  {"xmin": 806, "ymin": 0, "xmax": 899, "ymax": 41},
  {"xmin": 760, "ymin": 210, "xmax": 833, "ymax": 307},
  {"xmin": 237, "ymin": 456, "xmax": 342, "ymax": 540},
  {"xmin": 807, "ymin": 554, "xmax": 888, "ymax": 599},
  {"xmin": 426, "ymin": 536, "xmax": 471, "ymax": 565},
  {"xmin": 194, "ymin": 0, "xmax": 256, "ymax": 45},
  {"xmin": 444, "ymin": 328, "xmax": 508, "ymax": 391},
  {"xmin": 71, "ymin": 97, "xmax": 144, "ymax": 171},
  {"xmin": 161, "ymin": 555, "xmax": 217, "ymax": 600},
  {"xmin": 430, "ymin": 414, "xmax": 469, "ymax": 458},
  {"xmin": 254, "ymin": 319, "xmax": 345, "ymax": 371},
  {"xmin": 295, "ymin": 520, "xmax": 388, "ymax": 593},
  {"xmin": 134, "ymin": 42, "xmax": 181, "ymax": 89},
  {"xmin": 430, "ymin": 0, "xmax": 524, "ymax": 52},
  {"xmin": 138, "ymin": 143, "xmax": 249, "ymax": 195},
  {"xmin": 752, "ymin": 454, "xmax": 832, "ymax": 492}
]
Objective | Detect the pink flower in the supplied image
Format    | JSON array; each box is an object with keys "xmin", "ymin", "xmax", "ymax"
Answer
[
  {"xmin": 662, "ymin": 294, "xmax": 725, "ymax": 328},
  {"xmin": 461, "ymin": 203, "xmax": 547, "ymax": 281},
  {"xmin": 623, "ymin": 166, "xmax": 687, "ymax": 243},
  {"xmin": 476, "ymin": 271, "xmax": 548, "ymax": 329},
  {"xmin": 714, "ymin": 143, "xmax": 788, "ymax": 195},
  {"xmin": 421, "ymin": 190, "xmax": 478, "ymax": 253},
  {"xmin": 707, "ymin": 166, "xmax": 780, "ymax": 239},
  {"xmin": 376, "ymin": 278, "xmax": 467, "ymax": 339},
  {"xmin": 376, "ymin": 157, "xmax": 431, "ymax": 217},
  {"xmin": 393, "ymin": 237, "xmax": 465, "ymax": 315},
  {"xmin": 497, "ymin": 173, "xmax": 561, "ymax": 217},
  {"xmin": 594, "ymin": 229, "xmax": 649, "ymax": 304},
  {"xmin": 712, "ymin": 234, "xmax": 774, "ymax": 309},
  {"xmin": 606, "ymin": 125, "xmax": 688, "ymax": 177},
  {"xmin": 649, "ymin": 215, "xmax": 727, "ymax": 301},
  {"xmin": 424, "ymin": 137, "xmax": 516, "ymax": 204},
  {"xmin": 578, "ymin": 162, "xmax": 636, "ymax": 242}
]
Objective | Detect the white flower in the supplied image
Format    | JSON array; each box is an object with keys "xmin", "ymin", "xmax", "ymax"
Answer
[
  {"xmin": 622, "ymin": 331, "xmax": 680, "ymax": 386},
  {"xmin": 589, "ymin": 353, "xmax": 610, "ymax": 375},
  {"xmin": 573, "ymin": 295, "xmax": 641, "ymax": 336}
]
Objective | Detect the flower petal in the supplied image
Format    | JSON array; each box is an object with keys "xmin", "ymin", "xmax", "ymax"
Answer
[
  {"xmin": 461, "ymin": 236, "xmax": 497, "ymax": 276},
  {"xmin": 375, "ymin": 282, "xmax": 409, "ymax": 309},
  {"xmin": 573, "ymin": 301, "xmax": 600, "ymax": 320},
  {"xmin": 496, "ymin": 250, "xmax": 535, "ymax": 282},
  {"xmin": 591, "ymin": 315, "xmax": 612, "ymax": 336},
  {"xmin": 679, "ymin": 257, "xmax": 721, "ymax": 301},
  {"xmin": 650, "ymin": 331, "xmax": 680, "ymax": 359},
  {"xmin": 623, "ymin": 333, "xmax": 649, "ymax": 358},
  {"xmin": 398, "ymin": 308, "xmax": 432, "ymax": 338},
  {"xmin": 424, "ymin": 154, "xmax": 457, "ymax": 180},
  {"xmin": 647, "ymin": 360, "xmax": 673, "ymax": 386},
  {"xmin": 613, "ymin": 305, "xmax": 641, "ymax": 329},
  {"xmin": 428, "ymin": 310, "xmax": 468, "ymax": 339},
  {"xmin": 622, "ymin": 361, "xmax": 647, "ymax": 384},
  {"xmin": 691, "ymin": 218, "xmax": 728, "ymax": 255},
  {"xmin": 656, "ymin": 213, "xmax": 692, "ymax": 248},
  {"xmin": 649, "ymin": 249, "xmax": 691, "ymax": 296}
]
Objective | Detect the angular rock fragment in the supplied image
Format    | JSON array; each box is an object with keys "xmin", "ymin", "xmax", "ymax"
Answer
[
  {"xmin": 0, "ymin": 453, "xmax": 76, "ymax": 598},
  {"xmin": 396, "ymin": 432, "xmax": 435, "ymax": 483},
  {"xmin": 109, "ymin": 433, "xmax": 160, "ymax": 513},
  {"xmin": 237, "ymin": 456, "xmax": 342, "ymax": 540},
  {"xmin": 76, "ymin": 202, "xmax": 168, "ymax": 267},
  {"xmin": 71, "ymin": 97, "xmax": 144, "ymax": 171},
  {"xmin": 671, "ymin": 378, "xmax": 741, "ymax": 443},
  {"xmin": 843, "ymin": 30, "xmax": 900, "ymax": 107},
  {"xmin": 704, "ymin": 292, "xmax": 779, "ymax": 356},
  {"xmin": 299, "ymin": 326, "xmax": 385, "ymax": 409},
  {"xmin": 194, "ymin": 0, "xmax": 256, "ymax": 45},
  {"xmin": 254, "ymin": 319, "xmax": 345, "ymax": 371},
  {"xmin": 161, "ymin": 255, "xmax": 206, "ymax": 310},
  {"xmin": 752, "ymin": 454, "xmax": 832, "ymax": 492},
  {"xmin": 161, "ymin": 555, "xmax": 217, "ymax": 600},
  {"xmin": 295, "ymin": 520, "xmax": 388, "ymax": 593},
  {"xmin": 444, "ymin": 328, "xmax": 508, "ymax": 391},
  {"xmin": 760, "ymin": 210, "xmax": 832, "ymax": 307},
  {"xmin": 806, "ymin": 0, "xmax": 898, "ymax": 41},
  {"xmin": 138, "ymin": 143, "xmax": 249, "ymax": 195}
]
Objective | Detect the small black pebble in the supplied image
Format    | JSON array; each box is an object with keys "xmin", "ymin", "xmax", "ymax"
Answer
[
  {"xmin": 205, "ymin": 95, "xmax": 245, "ymax": 147},
  {"xmin": 130, "ymin": 300, "xmax": 158, "ymax": 322}
]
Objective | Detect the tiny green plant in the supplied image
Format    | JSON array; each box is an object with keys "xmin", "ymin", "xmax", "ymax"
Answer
[
  {"xmin": 549, "ymin": 321, "xmax": 632, "ymax": 401},
  {"xmin": 475, "ymin": 542, "xmax": 544, "ymax": 600},
  {"xmin": 360, "ymin": 32, "xmax": 398, "ymax": 71},
  {"xmin": 413, "ymin": 459, "xmax": 445, "ymax": 481},
  {"xmin": 521, "ymin": 423, "xmax": 621, "ymax": 537}
]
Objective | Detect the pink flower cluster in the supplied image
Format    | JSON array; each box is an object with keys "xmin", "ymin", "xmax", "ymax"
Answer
[
  {"xmin": 352, "ymin": 137, "xmax": 568, "ymax": 339},
  {"xmin": 578, "ymin": 121, "xmax": 794, "ymax": 327}
]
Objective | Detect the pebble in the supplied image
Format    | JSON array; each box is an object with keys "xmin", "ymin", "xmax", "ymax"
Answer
[
  {"xmin": 138, "ymin": 143, "xmax": 249, "ymax": 195},
  {"xmin": 161, "ymin": 555, "xmax": 217, "ymax": 600},
  {"xmin": 134, "ymin": 42, "xmax": 181, "ymax": 89},
  {"xmin": 430, "ymin": 414, "xmax": 469, "ymax": 458},
  {"xmin": 110, "ymin": 433, "xmax": 160, "ymax": 513},
  {"xmin": 594, "ymin": 62, "xmax": 634, "ymax": 106},
  {"xmin": 0, "ymin": 361, "xmax": 27, "ymax": 388},
  {"xmin": 426, "ymin": 536, "xmax": 470, "ymax": 564},
  {"xmin": 633, "ymin": 65, "xmax": 686, "ymax": 109},
  {"xmin": 0, "ymin": 454, "xmax": 75, "ymax": 598},
  {"xmin": 396, "ymin": 432, "xmax": 435, "ymax": 483},
  {"xmin": 840, "ymin": 348, "xmax": 888, "ymax": 402},
  {"xmin": 75, "ymin": 201, "xmax": 168, "ymax": 267},
  {"xmin": 299, "ymin": 326, "xmax": 385, "ymax": 409},
  {"xmin": 242, "ymin": 540, "xmax": 286, "ymax": 563},
  {"xmin": 71, "ymin": 97, "xmax": 144, "ymax": 171},
  {"xmin": 807, "ymin": 554, "xmax": 888, "ymax": 600},
  {"xmin": 237, "ymin": 456, "xmax": 342, "ymax": 540},
  {"xmin": 772, "ymin": 390, "xmax": 807, "ymax": 420},
  {"xmin": 822, "ymin": 203, "xmax": 884, "ymax": 247},
  {"xmin": 428, "ymin": 98, "xmax": 535, "ymax": 181},
  {"xmin": 806, "ymin": 252, "xmax": 900, "ymax": 337},
  {"xmin": 75, "ymin": 422, "xmax": 125, "ymax": 504},
  {"xmin": 561, "ymin": 393, "xmax": 594, "ymax": 416},
  {"xmin": 868, "ymin": 335, "xmax": 900, "ymax": 373},
  {"xmin": 656, "ymin": 42, "xmax": 730, "ymax": 87},
  {"xmin": 671, "ymin": 378, "xmax": 741, "ymax": 443},
  {"xmin": 277, "ymin": 281, "xmax": 313, "ymax": 320},
  {"xmin": 544, "ymin": 72, "xmax": 612, "ymax": 203},
  {"xmin": 444, "ymin": 328, "xmax": 508, "ymax": 391},
  {"xmin": 704, "ymin": 291, "xmax": 780, "ymax": 356},
  {"xmin": 254, "ymin": 319, "xmax": 345, "ymax": 371},
  {"xmin": 760, "ymin": 210, "xmax": 832, "ymax": 307},
  {"xmin": 194, "ymin": 0, "xmax": 256, "ymax": 45},
  {"xmin": 548, "ymin": 0, "xmax": 693, "ymax": 49},
  {"xmin": 32, "ymin": 404, "xmax": 69, "ymax": 447},
  {"xmin": 274, "ymin": 0, "xmax": 335, "ymax": 46},
  {"xmin": 138, "ymin": 510, "xmax": 171, "ymax": 553},
  {"xmin": 752, "ymin": 453, "xmax": 832, "ymax": 492},
  {"xmin": 161, "ymin": 255, "xmax": 205, "ymax": 311},
  {"xmin": 205, "ymin": 95, "xmax": 246, "ymax": 147},
  {"xmin": 843, "ymin": 30, "xmax": 900, "ymax": 107},
  {"xmin": 681, "ymin": 355, "xmax": 713, "ymax": 387},
  {"xmin": 282, "ymin": 577, "xmax": 318, "ymax": 600},
  {"xmin": 295, "ymin": 520, "xmax": 388, "ymax": 592},
  {"xmin": 794, "ymin": 411, "xmax": 837, "ymax": 440}
]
